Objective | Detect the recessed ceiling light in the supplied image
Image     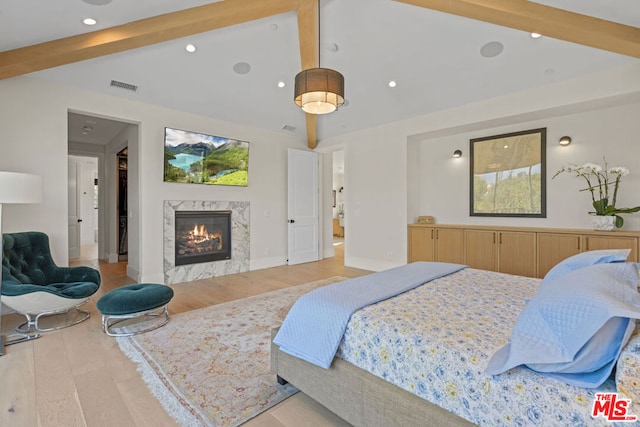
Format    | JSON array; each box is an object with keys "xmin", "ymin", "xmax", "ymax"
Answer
[
  {"xmin": 185, "ymin": 44, "xmax": 197, "ymax": 53},
  {"xmin": 277, "ymin": 81, "xmax": 286, "ymax": 88},
  {"xmin": 530, "ymin": 33, "xmax": 542, "ymax": 39},
  {"xmin": 388, "ymin": 81, "xmax": 397, "ymax": 88},
  {"xmin": 480, "ymin": 41, "xmax": 504, "ymax": 58},
  {"xmin": 82, "ymin": 0, "xmax": 112, "ymax": 5},
  {"xmin": 233, "ymin": 62, "xmax": 251, "ymax": 75},
  {"xmin": 83, "ymin": 18, "xmax": 97, "ymax": 26}
]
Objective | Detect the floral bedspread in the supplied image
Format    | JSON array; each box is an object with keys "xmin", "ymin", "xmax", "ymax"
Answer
[{"xmin": 336, "ymin": 268, "xmax": 623, "ymax": 427}]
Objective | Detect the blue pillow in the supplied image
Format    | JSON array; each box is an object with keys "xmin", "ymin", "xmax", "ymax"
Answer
[
  {"xmin": 542, "ymin": 249, "xmax": 630, "ymax": 286},
  {"xmin": 486, "ymin": 262, "xmax": 640, "ymax": 388}
]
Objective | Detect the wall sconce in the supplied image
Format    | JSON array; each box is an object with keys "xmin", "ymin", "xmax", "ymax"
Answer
[
  {"xmin": 559, "ymin": 136, "xmax": 572, "ymax": 146},
  {"xmin": 453, "ymin": 150, "xmax": 462, "ymax": 158}
]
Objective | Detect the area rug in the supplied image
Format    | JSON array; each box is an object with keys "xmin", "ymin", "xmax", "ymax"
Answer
[{"xmin": 117, "ymin": 276, "xmax": 346, "ymax": 427}]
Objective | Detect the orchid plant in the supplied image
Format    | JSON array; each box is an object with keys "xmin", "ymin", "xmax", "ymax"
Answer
[{"xmin": 553, "ymin": 158, "xmax": 640, "ymax": 228}]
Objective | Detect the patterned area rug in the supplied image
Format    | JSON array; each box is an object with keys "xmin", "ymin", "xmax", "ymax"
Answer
[{"xmin": 117, "ymin": 276, "xmax": 346, "ymax": 427}]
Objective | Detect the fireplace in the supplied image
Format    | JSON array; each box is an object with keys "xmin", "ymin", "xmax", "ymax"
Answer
[{"xmin": 175, "ymin": 210, "xmax": 232, "ymax": 266}]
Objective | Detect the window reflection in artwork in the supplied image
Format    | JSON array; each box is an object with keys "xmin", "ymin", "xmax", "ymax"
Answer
[{"xmin": 470, "ymin": 128, "xmax": 546, "ymax": 217}]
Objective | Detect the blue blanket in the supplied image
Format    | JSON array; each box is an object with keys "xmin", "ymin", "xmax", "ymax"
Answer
[{"xmin": 273, "ymin": 261, "xmax": 466, "ymax": 368}]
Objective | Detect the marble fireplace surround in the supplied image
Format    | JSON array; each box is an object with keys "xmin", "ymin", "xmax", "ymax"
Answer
[{"xmin": 163, "ymin": 200, "xmax": 250, "ymax": 285}]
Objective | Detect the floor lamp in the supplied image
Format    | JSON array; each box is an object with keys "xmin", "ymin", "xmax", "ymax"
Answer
[{"xmin": 0, "ymin": 171, "xmax": 43, "ymax": 355}]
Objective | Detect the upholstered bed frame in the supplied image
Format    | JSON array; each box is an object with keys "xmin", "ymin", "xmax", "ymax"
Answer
[{"xmin": 270, "ymin": 328, "xmax": 475, "ymax": 427}]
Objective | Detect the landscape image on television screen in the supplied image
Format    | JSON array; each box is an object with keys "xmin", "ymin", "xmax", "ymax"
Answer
[{"xmin": 164, "ymin": 127, "xmax": 249, "ymax": 186}]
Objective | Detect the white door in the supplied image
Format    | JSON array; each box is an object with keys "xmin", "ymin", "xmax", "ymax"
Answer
[
  {"xmin": 287, "ymin": 149, "xmax": 319, "ymax": 265},
  {"xmin": 68, "ymin": 157, "xmax": 81, "ymax": 259}
]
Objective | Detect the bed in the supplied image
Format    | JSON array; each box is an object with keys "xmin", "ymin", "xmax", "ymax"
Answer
[{"xmin": 271, "ymin": 256, "xmax": 640, "ymax": 427}]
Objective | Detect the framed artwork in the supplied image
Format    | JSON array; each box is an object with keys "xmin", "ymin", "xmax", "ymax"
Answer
[
  {"xmin": 163, "ymin": 127, "xmax": 249, "ymax": 186},
  {"xmin": 470, "ymin": 128, "xmax": 546, "ymax": 217}
]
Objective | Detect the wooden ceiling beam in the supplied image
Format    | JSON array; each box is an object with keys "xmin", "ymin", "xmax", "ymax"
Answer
[
  {"xmin": 0, "ymin": 0, "xmax": 299, "ymax": 80},
  {"xmin": 297, "ymin": 0, "xmax": 320, "ymax": 149},
  {"xmin": 5, "ymin": 0, "xmax": 635, "ymax": 150},
  {"xmin": 394, "ymin": 0, "xmax": 640, "ymax": 59},
  {"xmin": 297, "ymin": 0, "xmax": 319, "ymax": 70}
]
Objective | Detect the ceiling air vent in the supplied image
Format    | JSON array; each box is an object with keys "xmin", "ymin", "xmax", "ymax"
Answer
[
  {"xmin": 110, "ymin": 79, "xmax": 138, "ymax": 92},
  {"xmin": 282, "ymin": 125, "xmax": 296, "ymax": 132}
]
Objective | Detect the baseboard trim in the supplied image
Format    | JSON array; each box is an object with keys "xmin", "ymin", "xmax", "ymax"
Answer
[
  {"xmin": 250, "ymin": 256, "xmax": 286, "ymax": 271},
  {"xmin": 126, "ymin": 265, "xmax": 140, "ymax": 282}
]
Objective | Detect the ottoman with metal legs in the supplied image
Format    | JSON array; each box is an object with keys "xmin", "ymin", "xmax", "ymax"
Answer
[{"xmin": 96, "ymin": 283, "xmax": 174, "ymax": 337}]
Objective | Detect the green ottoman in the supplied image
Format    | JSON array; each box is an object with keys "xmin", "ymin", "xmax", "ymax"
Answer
[{"xmin": 97, "ymin": 283, "xmax": 174, "ymax": 337}]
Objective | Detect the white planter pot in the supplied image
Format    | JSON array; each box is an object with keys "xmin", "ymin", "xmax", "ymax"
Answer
[{"xmin": 591, "ymin": 215, "xmax": 616, "ymax": 231}]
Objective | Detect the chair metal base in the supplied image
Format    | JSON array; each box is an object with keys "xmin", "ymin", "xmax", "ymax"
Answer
[
  {"xmin": 15, "ymin": 302, "xmax": 91, "ymax": 334},
  {"xmin": 101, "ymin": 305, "xmax": 170, "ymax": 337}
]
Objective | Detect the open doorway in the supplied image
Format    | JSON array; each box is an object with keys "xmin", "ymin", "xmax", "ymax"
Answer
[
  {"xmin": 68, "ymin": 155, "xmax": 99, "ymax": 261},
  {"xmin": 332, "ymin": 150, "xmax": 345, "ymax": 263},
  {"xmin": 68, "ymin": 111, "xmax": 137, "ymax": 277}
]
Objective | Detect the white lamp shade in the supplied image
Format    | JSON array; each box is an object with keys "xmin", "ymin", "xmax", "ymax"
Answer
[{"xmin": 0, "ymin": 171, "xmax": 43, "ymax": 204}]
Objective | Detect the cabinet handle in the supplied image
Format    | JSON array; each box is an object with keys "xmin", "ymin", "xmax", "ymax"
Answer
[
  {"xmin": 493, "ymin": 233, "xmax": 496, "ymax": 244},
  {"xmin": 499, "ymin": 233, "xmax": 502, "ymax": 244},
  {"xmin": 577, "ymin": 237, "xmax": 580, "ymax": 250},
  {"xmin": 436, "ymin": 229, "xmax": 439, "ymax": 239},
  {"xmin": 431, "ymin": 229, "xmax": 434, "ymax": 239}
]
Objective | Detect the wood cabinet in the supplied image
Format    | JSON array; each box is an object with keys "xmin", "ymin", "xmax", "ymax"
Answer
[
  {"xmin": 537, "ymin": 233, "xmax": 581, "ymax": 277},
  {"xmin": 465, "ymin": 230, "xmax": 497, "ymax": 271},
  {"xmin": 498, "ymin": 231, "xmax": 536, "ymax": 277},
  {"xmin": 407, "ymin": 227, "xmax": 463, "ymax": 264},
  {"xmin": 434, "ymin": 228, "xmax": 464, "ymax": 264},
  {"xmin": 409, "ymin": 224, "xmax": 640, "ymax": 278},
  {"xmin": 537, "ymin": 233, "xmax": 638, "ymax": 277},
  {"xmin": 584, "ymin": 235, "xmax": 637, "ymax": 260},
  {"xmin": 464, "ymin": 230, "xmax": 536, "ymax": 277},
  {"xmin": 408, "ymin": 226, "xmax": 434, "ymax": 262}
]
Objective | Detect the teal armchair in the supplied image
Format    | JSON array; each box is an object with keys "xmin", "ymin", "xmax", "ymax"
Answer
[{"xmin": 1, "ymin": 231, "xmax": 101, "ymax": 333}]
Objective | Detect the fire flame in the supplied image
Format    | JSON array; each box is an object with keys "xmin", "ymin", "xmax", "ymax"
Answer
[
  {"xmin": 190, "ymin": 224, "xmax": 223, "ymax": 250},
  {"xmin": 193, "ymin": 224, "xmax": 206, "ymax": 236}
]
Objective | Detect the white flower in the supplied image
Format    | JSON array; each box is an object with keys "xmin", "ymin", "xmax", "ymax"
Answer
[
  {"xmin": 553, "ymin": 157, "xmax": 639, "ymax": 227},
  {"xmin": 609, "ymin": 166, "xmax": 629, "ymax": 176},
  {"xmin": 582, "ymin": 163, "xmax": 602, "ymax": 173}
]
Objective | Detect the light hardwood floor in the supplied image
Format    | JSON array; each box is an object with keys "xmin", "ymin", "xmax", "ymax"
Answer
[{"xmin": 1, "ymin": 240, "xmax": 368, "ymax": 427}]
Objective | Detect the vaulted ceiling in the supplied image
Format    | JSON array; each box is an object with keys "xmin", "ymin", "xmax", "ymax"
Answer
[{"xmin": 2, "ymin": 0, "xmax": 639, "ymax": 148}]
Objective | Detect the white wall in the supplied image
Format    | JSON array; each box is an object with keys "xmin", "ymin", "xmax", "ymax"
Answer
[
  {"xmin": 3, "ymin": 63, "xmax": 639, "ymax": 277},
  {"xmin": 334, "ymin": 126, "xmax": 409, "ymax": 272},
  {"xmin": 0, "ymin": 76, "xmax": 306, "ymax": 281},
  {"xmin": 319, "ymin": 63, "xmax": 640, "ymax": 272},
  {"xmin": 416, "ymin": 103, "xmax": 640, "ymax": 230}
]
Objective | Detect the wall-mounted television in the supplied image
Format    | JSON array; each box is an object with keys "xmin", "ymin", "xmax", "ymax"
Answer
[{"xmin": 163, "ymin": 127, "xmax": 249, "ymax": 187}]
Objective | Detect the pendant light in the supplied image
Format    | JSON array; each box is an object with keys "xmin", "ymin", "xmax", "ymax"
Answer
[{"xmin": 294, "ymin": 0, "xmax": 344, "ymax": 114}]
